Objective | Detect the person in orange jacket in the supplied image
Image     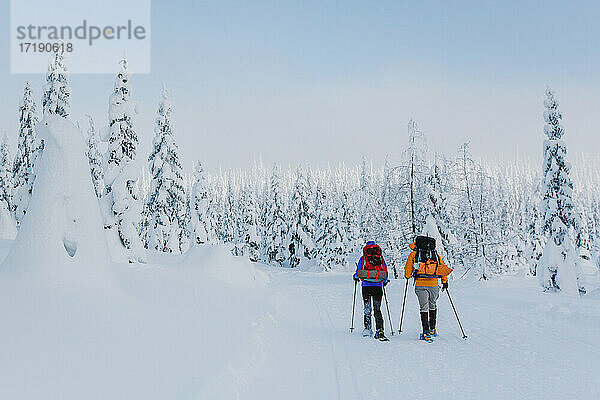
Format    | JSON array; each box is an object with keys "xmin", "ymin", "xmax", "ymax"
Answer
[{"xmin": 404, "ymin": 237, "xmax": 452, "ymax": 342}]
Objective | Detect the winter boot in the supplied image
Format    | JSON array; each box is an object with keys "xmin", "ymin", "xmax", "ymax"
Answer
[
  {"xmin": 419, "ymin": 332, "xmax": 433, "ymax": 342},
  {"xmin": 420, "ymin": 312, "xmax": 432, "ymax": 342},
  {"xmin": 362, "ymin": 328, "xmax": 373, "ymax": 337},
  {"xmin": 429, "ymin": 309, "xmax": 438, "ymax": 337},
  {"xmin": 374, "ymin": 329, "xmax": 389, "ymax": 341},
  {"xmin": 420, "ymin": 312, "xmax": 430, "ymax": 333}
]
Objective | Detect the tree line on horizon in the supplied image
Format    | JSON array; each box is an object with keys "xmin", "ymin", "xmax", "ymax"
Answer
[{"xmin": 0, "ymin": 49, "xmax": 598, "ymax": 295}]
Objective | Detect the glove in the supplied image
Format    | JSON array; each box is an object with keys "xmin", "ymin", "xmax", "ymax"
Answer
[
  {"xmin": 383, "ymin": 281, "xmax": 388, "ymax": 287},
  {"xmin": 353, "ymin": 276, "xmax": 359, "ymax": 282},
  {"xmin": 442, "ymin": 282, "xmax": 448, "ymax": 291}
]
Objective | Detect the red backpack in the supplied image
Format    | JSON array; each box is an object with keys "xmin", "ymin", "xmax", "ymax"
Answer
[{"xmin": 356, "ymin": 243, "xmax": 387, "ymax": 282}]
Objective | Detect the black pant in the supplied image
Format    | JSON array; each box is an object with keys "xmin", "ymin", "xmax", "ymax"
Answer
[{"xmin": 362, "ymin": 286, "xmax": 383, "ymax": 331}]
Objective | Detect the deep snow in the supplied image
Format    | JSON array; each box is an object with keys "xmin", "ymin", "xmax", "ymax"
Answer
[
  {"xmin": 1, "ymin": 116, "xmax": 115, "ymax": 298},
  {"xmin": 0, "ymin": 239, "xmax": 598, "ymax": 399}
]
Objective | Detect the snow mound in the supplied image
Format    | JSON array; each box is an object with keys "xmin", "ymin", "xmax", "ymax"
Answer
[
  {"xmin": 1, "ymin": 116, "xmax": 119, "ymax": 298},
  {"xmin": 539, "ymin": 234, "xmax": 581, "ymax": 296},
  {"xmin": 181, "ymin": 245, "xmax": 269, "ymax": 288}
]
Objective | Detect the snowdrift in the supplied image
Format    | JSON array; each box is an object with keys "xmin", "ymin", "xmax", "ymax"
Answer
[
  {"xmin": 0, "ymin": 238, "xmax": 269, "ymax": 400},
  {"xmin": 180, "ymin": 245, "xmax": 269, "ymax": 288},
  {"xmin": 1, "ymin": 116, "xmax": 117, "ymax": 298}
]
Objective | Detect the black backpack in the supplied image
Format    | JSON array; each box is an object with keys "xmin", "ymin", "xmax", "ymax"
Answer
[{"xmin": 415, "ymin": 236, "xmax": 437, "ymax": 264}]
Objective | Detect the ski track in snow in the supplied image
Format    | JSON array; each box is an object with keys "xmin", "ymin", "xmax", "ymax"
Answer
[
  {"xmin": 0, "ymin": 246, "xmax": 599, "ymax": 400},
  {"xmin": 239, "ymin": 269, "xmax": 600, "ymax": 400}
]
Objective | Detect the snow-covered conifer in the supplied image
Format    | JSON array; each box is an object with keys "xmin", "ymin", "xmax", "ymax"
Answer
[
  {"xmin": 313, "ymin": 183, "xmax": 327, "ymax": 266},
  {"xmin": 42, "ymin": 49, "xmax": 71, "ymax": 118},
  {"xmin": 143, "ymin": 86, "xmax": 190, "ymax": 253},
  {"xmin": 221, "ymin": 172, "xmax": 238, "ymax": 246},
  {"xmin": 538, "ymin": 88, "xmax": 585, "ymax": 295},
  {"xmin": 287, "ymin": 165, "xmax": 315, "ymax": 268},
  {"xmin": 226, "ymin": 172, "xmax": 245, "ymax": 256},
  {"xmin": 105, "ymin": 57, "xmax": 138, "ymax": 185},
  {"xmin": 0, "ymin": 135, "xmax": 17, "ymax": 238},
  {"xmin": 339, "ymin": 172, "xmax": 360, "ymax": 254},
  {"xmin": 240, "ymin": 183, "xmax": 260, "ymax": 262},
  {"xmin": 13, "ymin": 81, "xmax": 43, "ymax": 223},
  {"xmin": 85, "ymin": 115, "xmax": 105, "ymax": 199},
  {"xmin": 263, "ymin": 164, "xmax": 287, "ymax": 266},
  {"xmin": 104, "ymin": 57, "xmax": 146, "ymax": 263},
  {"xmin": 317, "ymin": 191, "xmax": 348, "ymax": 270},
  {"xmin": 211, "ymin": 176, "xmax": 226, "ymax": 243},
  {"xmin": 190, "ymin": 161, "xmax": 216, "ymax": 245}
]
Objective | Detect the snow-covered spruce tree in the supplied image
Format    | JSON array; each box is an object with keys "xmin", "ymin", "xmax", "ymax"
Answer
[
  {"xmin": 538, "ymin": 87, "xmax": 585, "ymax": 295},
  {"xmin": 0, "ymin": 135, "xmax": 17, "ymax": 238},
  {"xmin": 105, "ymin": 58, "xmax": 138, "ymax": 185},
  {"xmin": 287, "ymin": 165, "xmax": 315, "ymax": 268},
  {"xmin": 341, "ymin": 186, "xmax": 361, "ymax": 255},
  {"xmin": 223, "ymin": 172, "xmax": 243, "ymax": 255},
  {"xmin": 313, "ymin": 182, "xmax": 328, "ymax": 267},
  {"xmin": 42, "ymin": 49, "xmax": 71, "ymax": 118},
  {"xmin": 240, "ymin": 183, "xmax": 260, "ymax": 262},
  {"xmin": 13, "ymin": 81, "xmax": 43, "ymax": 223},
  {"xmin": 263, "ymin": 164, "xmax": 287, "ymax": 266},
  {"xmin": 190, "ymin": 161, "xmax": 216, "ymax": 245},
  {"xmin": 527, "ymin": 205, "xmax": 545, "ymax": 276},
  {"xmin": 104, "ymin": 57, "xmax": 147, "ymax": 263},
  {"xmin": 588, "ymin": 197, "xmax": 600, "ymax": 248},
  {"xmin": 318, "ymin": 191, "xmax": 348, "ymax": 270},
  {"xmin": 85, "ymin": 115, "xmax": 105, "ymax": 199},
  {"xmin": 143, "ymin": 86, "xmax": 190, "ymax": 254},
  {"xmin": 212, "ymin": 175, "xmax": 228, "ymax": 243},
  {"xmin": 573, "ymin": 201, "xmax": 590, "ymax": 260},
  {"xmin": 526, "ymin": 179, "xmax": 546, "ymax": 276},
  {"xmin": 221, "ymin": 171, "xmax": 240, "ymax": 247},
  {"xmin": 231, "ymin": 176, "xmax": 245, "ymax": 256}
]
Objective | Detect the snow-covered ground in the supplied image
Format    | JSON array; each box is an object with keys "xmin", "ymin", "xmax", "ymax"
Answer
[{"xmin": 0, "ymin": 240, "xmax": 598, "ymax": 399}]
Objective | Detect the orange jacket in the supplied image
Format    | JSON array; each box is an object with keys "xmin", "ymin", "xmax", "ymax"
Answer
[{"xmin": 404, "ymin": 242, "xmax": 450, "ymax": 287}]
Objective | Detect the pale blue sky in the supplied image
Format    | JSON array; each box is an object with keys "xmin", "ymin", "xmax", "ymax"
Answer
[{"xmin": 1, "ymin": 1, "xmax": 599, "ymax": 172}]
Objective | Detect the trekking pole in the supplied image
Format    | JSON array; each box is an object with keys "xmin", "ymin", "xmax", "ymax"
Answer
[
  {"xmin": 397, "ymin": 278, "xmax": 409, "ymax": 333},
  {"xmin": 446, "ymin": 289, "xmax": 467, "ymax": 339},
  {"xmin": 383, "ymin": 286, "xmax": 394, "ymax": 336},
  {"xmin": 350, "ymin": 280, "xmax": 358, "ymax": 333}
]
